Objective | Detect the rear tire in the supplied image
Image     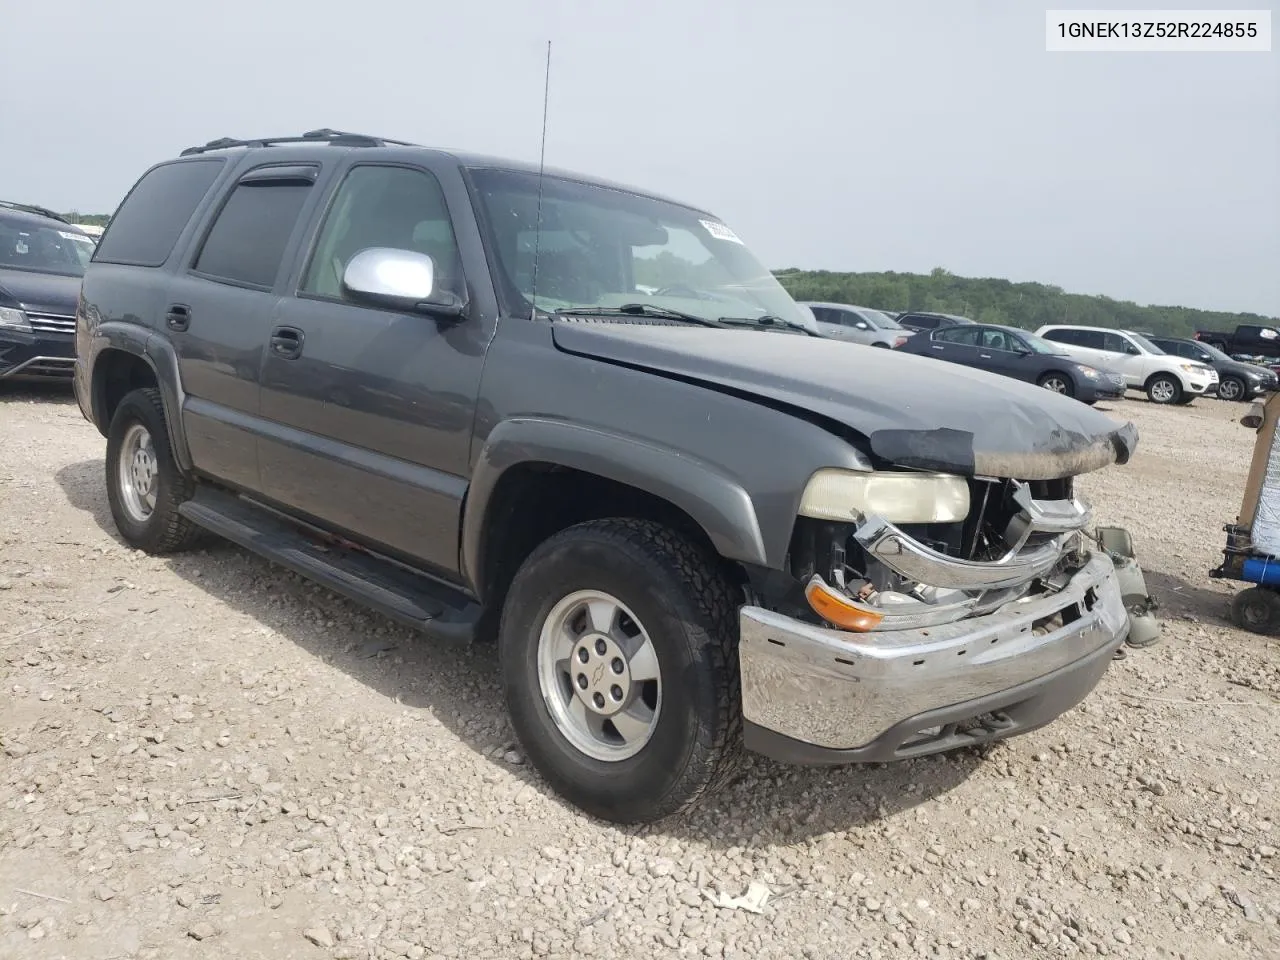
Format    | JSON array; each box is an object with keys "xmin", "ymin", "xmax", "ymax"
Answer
[
  {"xmin": 1230, "ymin": 587, "xmax": 1280, "ymax": 635},
  {"xmin": 1146, "ymin": 374, "xmax": 1182, "ymax": 405},
  {"xmin": 499, "ymin": 519, "xmax": 741, "ymax": 824},
  {"xmin": 1037, "ymin": 372, "xmax": 1075, "ymax": 398},
  {"xmin": 105, "ymin": 388, "xmax": 202, "ymax": 554},
  {"xmin": 1217, "ymin": 376, "xmax": 1246, "ymax": 402}
]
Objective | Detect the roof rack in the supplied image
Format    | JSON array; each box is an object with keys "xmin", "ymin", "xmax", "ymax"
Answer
[
  {"xmin": 0, "ymin": 200, "xmax": 70, "ymax": 224},
  {"xmin": 179, "ymin": 128, "xmax": 417, "ymax": 156}
]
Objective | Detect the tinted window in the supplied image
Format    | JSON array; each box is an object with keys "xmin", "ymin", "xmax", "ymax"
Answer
[
  {"xmin": 934, "ymin": 327, "xmax": 980, "ymax": 345},
  {"xmin": 94, "ymin": 160, "xmax": 224, "ymax": 267},
  {"xmin": 902, "ymin": 314, "xmax": 938, "ymax": 330},
  {"xmin": 809, "ymin": 307, "xmax": 834, "ymax": 324},
  {"xmin": 1042, "ymin": 328, "xmax": 1079, "ymax": 345},
  {"xmin": 195, "ymin": 179, "xmax": 313, "ymax": 288},
  {"xmin": 301, "ymin": 165, "xmax": 461, "ymax": 300}
]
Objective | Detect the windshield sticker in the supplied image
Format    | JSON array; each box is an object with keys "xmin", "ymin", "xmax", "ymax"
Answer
[
  {"xmin": 58, "ymin": 230, "xmax": 88, "ymax": 242},
  {"xmin": 699, "ymin": 219, "xmax": 743, "ymax": 245}
]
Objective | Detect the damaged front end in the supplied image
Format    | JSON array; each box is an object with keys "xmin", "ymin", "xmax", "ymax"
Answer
[
  {"xmin": 791, "ymin": 478, "xmax": 1094, "ymax": 633},
  {"xmin": 738, "ymin": 470, "xmax": 1159, "ymax": 763}
]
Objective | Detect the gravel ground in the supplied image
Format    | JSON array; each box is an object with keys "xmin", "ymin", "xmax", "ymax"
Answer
[{"xmin": 1, "ymin": 385, "xmax": 1277, "ymax": 960}]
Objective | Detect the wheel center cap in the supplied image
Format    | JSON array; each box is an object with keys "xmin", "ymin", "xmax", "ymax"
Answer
[{"xmin": 571, "ymin": 633, "xmax": 630, "ymax": 716}]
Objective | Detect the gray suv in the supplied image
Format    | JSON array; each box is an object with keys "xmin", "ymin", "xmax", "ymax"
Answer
[{"xmin": 76, "ymin": 129, "xmax": 1140, "ymax": 823}]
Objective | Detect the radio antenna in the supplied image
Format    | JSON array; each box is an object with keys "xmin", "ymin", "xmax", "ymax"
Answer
[{"xmin": 530, "ymin": 40, "xmax": 552, "ymax": 316}]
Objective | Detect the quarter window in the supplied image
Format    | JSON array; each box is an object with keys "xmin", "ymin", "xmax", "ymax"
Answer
[
  {"xmin": 301, "ymin": 165, "xmax": 461, "ymax": 301},
  {"xmin": 94, "ymin": 159, "xmax": 224, "ymax": 267}
]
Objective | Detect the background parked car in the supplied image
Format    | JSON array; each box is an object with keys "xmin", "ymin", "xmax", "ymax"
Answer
[
  {"xmin": 896, "ymin": 311, "xmax": 975, "ymax": 334},
  {"xmin": 895, "ymin": 322, "xmax": 1125, "ymax": 404},
  {"xmin": 801, "ymin": 301, "xmax": 911, "ymax": 347},
  {"xmin": 0, "ymin": 203, "xmax": 97, "ymax": 383},
  {"xmin": 1195, "ymin": 323, "xmax": 1280, "ymax": 361},
  {"xmin": 1035, "ymin": 324, "xmax": 1217, "ymax": 405},
  {"xmin": 1147, "ymin": 335, "xmax": 1278, "ymax": 402}
]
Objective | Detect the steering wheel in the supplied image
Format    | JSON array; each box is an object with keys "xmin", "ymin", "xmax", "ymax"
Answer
[{"xmin": 654, "ymin": 284, "xmax": 701, "ymax": 299}]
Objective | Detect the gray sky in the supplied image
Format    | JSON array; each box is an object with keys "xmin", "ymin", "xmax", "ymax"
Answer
[{"xmin": 3, "ymin": 0, "xmax": 1276, "ymax": 315}]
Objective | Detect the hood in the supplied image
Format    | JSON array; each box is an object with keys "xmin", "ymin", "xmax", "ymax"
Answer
[
  {"xmin": 0, "ymin": 267, "xmax": 82, "ymax": 316},
  {"xmin": 552, "ymin": 320, "xmax": 1138, "ymax": 480}
]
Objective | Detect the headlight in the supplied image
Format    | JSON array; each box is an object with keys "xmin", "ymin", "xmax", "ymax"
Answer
[
  {"xmin": 1178, "ymin": 363, "xmax": 1202, "ymax": 374},
  {"xmin": 798, "ymin": 469, "xmax": 970, "ymax": 524},
  {"xmin": 0, "ymin": 307, "xmax": 31, "ymax": 332},
  {"xmin": 1077, "ymin": 365, "xmax": 1100, "ymax": 379},
  {"xmin": 1246, "ymin": 370, "xmax": 1264, "ymax": 380}
]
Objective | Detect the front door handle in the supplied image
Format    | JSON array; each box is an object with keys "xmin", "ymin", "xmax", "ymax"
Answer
[
  {"xmin": 166, "ymin": 304, "xmax": 191, "ymax": 332},
  {"xmin": 269, "ymin": 325, "xmax": 304, "ymax": 360},
  {"xmin": 979, "ymin": 353, "xmax": 993, "ymax": 359}
]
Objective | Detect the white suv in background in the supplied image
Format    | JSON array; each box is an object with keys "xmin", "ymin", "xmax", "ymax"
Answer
[{"xmin": 1034, "ymin": 325, "xmax": 1218, "ymax": 405}]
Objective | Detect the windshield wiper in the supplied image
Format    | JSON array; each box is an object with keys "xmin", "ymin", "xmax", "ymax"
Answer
[
  {"xmin": 553, "ymin": 304, "xmax": 726, "ymax": 328},
  {"xmin": 717, "ymin": 314, "xmax": 821, "ymax": 336}
]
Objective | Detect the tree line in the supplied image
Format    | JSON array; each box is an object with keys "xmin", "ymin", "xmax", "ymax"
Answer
[{"xmin": 774, "ymin": 267, "xmax": 1277, "ymax": 337}]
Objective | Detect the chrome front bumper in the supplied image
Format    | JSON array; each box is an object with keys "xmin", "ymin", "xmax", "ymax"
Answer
[{"xmin": 739, "ymin": 551, "xmax": 1127, "ymax": 758}]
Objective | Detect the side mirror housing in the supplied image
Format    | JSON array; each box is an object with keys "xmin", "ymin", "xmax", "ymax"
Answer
[
  {"xmin": 854, "ymin": 321, "xmax": 870, "ymax": 331},
  {"xmin": 342, "ymin": 247, "xmax": 466, "ymax": 318}
]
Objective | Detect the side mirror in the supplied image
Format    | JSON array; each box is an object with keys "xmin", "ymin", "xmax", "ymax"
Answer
[
  {"xmin": 342, "ymin": 247, "xmax": 465, "ymax": 318},
  {"xmin": 854, "ymin": 321, "xmax": 870, "ymax": 331}
]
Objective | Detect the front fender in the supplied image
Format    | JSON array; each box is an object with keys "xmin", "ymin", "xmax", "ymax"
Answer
[{"xmin": 461, "ymin": 418, "xmax": 769, "ymax": 593}]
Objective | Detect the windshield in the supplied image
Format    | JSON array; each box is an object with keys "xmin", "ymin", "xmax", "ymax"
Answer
[
  {"xmin": 470, "ymin": 168, "xmax": 810, "ymax": 327},
  {"xmin": 1128, "ymin": 332, "xmax": 1166, "ymax": 355},
  {"xmin": 0, "ymin": 216, "xmax": 95, "ymax": 277},
  {"xmin": 1020, "ymin": 332, "xmax": 1066, "ymax": 355},
  {"xmin": 864, "ymin": 309, "xmax": 903, "ymax": 330}
]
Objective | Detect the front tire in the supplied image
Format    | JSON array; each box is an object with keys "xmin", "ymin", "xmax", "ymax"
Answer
[
  {"xmin": 105, "ymin": 388, "xmax": 202, "ymax": 553},
  {"xmin": 499, "ymin": 519, "xmax": 741, "ymax": 823},
  {"xmin": 1146, "ymin": 375, "xmax": 1182, "ymax": 405},
  {"xmin": 1217, "ymin": 376, "xmax": 1246, "ymax": 402},
  {"xmin": 1037, "ymin": 372, "xmax": 1075, "ymax": 398},
  {"xmin": 1230, "ymin": 587, "xmax": 1280, "ymax": 635}
]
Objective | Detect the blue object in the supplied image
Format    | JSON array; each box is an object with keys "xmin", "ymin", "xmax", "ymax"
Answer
[{"xmin": 1242, "ymin": 556, "xmax": 1280, "ymax": 585}]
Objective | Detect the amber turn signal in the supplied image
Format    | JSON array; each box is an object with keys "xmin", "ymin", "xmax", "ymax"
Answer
[{"xmin": 804, "ymin": 576, "xmax": 884, "ymax": 632}]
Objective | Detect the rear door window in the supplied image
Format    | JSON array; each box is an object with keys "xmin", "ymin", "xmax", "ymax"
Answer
[
  {"xmin": 93, "ymin": 159, "xmax": 224, "ymax": 267},
  {"xmin": 934, "ymin": 327, "xmax": 980, "ymax": 345},
  {"xmin": 194, "ymin": 167, "xmax": 317, "ymax": 289},
  {"xmin": 903, "ymin": 314, "xmax": 937, "ymax": 330}
]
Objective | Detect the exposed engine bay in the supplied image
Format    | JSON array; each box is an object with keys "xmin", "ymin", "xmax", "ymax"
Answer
[{"xmin": 779, "ymin": 476, "xmax": 1097, "ymax": 631}]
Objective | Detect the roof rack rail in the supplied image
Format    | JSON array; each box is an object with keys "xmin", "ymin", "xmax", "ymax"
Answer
[
  {"xmin": 179, "ymin": 129, "xmax": 416, "ymax": 156},
  {"xmin": 0, "ymin": 200, "xmax": 70, "ymax": 224}
]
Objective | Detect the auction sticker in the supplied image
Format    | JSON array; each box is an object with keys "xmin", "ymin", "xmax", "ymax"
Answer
[{"xmin": 700, "ymin": 219, "xmax": 744, "ymax": 244}]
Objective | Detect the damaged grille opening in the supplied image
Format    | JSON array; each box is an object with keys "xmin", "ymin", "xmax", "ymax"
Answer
[{"xmin": 778, "ymin": 476, "xmax": 1087, "ymax": 630}]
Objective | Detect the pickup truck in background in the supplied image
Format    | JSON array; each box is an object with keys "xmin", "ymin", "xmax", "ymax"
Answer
[{"xmin": 1195, "ymin": 324, "xmax": 1280, "ymax": 360}]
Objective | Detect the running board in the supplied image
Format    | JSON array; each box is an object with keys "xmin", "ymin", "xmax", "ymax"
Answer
[{"xmin": 179, "ymin": 487, "xmax": 478, "ymax": 643}]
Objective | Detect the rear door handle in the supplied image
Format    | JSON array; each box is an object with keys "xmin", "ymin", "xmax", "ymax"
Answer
[
  {"xmin": 979, "ymin": 353, "xmax": 993, "ymax": 359},
  {"xmin": 165, "ymin": 304, "xmax": 191, "ymax": 332},
  {"xmin": 931, "ymin": 345, "xmax": 945, "ymax": 351},
  {"xmin": 269, "ymin": 325, "xmax": 304, "ymax": 360}
]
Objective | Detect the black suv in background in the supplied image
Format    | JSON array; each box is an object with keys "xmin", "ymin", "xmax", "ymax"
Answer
[
  {"xmin": 0, "ymin": 203, "xmax": 97, "ymax": 382},
  {"xmin": 1146, "ymin": 335, "xmax": 1277, "ymax": 402},
  {"xmin": 74, "ymin": 129, "xmax": 1140, "ymax": 823},
  {"xmin": 895, "ymin": 310, "xmax": 975, "ymax": 334}
]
